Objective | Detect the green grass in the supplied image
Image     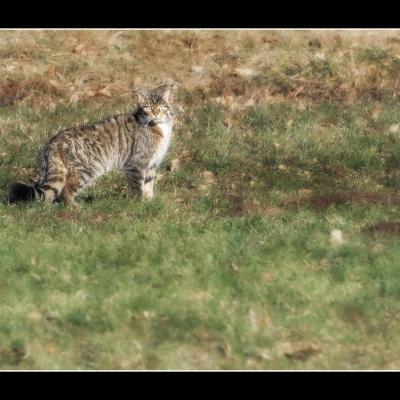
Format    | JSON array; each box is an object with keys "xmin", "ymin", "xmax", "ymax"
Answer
[{"xmin": 1, "ymin": 97, "xmax": 400, "ymax": 370}]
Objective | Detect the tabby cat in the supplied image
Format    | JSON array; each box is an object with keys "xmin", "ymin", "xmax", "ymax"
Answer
[{"xmin": 9, "ymin": 82, "xmax": 176, "ymax": 205}]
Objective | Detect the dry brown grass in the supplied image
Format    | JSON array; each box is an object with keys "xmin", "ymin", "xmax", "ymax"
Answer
[
  {"xmin": 1, "ymin": 30, "xmax": 400, "ymax": 113},
  {"xmin": 364, "ymin": 221, "xmax": 400, "ymax": 235},
  {"xmin": 283, "ymin": 191, "xmax": 400, "ymax": 211}
]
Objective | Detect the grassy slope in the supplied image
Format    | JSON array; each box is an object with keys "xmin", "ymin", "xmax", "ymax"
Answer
[{"xmin": 1, "ymin": 31, "xmax": 400, "ymax": 369}]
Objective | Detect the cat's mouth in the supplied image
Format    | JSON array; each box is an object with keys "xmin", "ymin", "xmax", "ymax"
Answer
[
  {"xmin": 137, "ymin": 113, "xmax": 169, "ymax": 127},
  {"xmin": 138, "ymin": 116, "xmax": 161, "ymax": 126},
  {"xmin": 148, "ymin": 115, "xmax": 170, "ymax": 125}
]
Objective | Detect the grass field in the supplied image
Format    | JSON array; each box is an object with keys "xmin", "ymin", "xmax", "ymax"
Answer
[{"xmin": 1, "ymin": 30, "xmax": 400, "ymax": 369}]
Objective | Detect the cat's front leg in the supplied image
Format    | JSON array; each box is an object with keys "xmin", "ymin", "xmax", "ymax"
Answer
[{"xmin": 143, "ymin": 167, "xmax": 157, "ymax": 200}]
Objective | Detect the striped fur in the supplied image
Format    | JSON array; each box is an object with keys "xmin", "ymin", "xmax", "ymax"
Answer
[{"xmin": 9, "ymin": 82, "xmax": 175, "ymax": 205}]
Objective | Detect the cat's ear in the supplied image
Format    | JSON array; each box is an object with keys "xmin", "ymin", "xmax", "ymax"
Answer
[
  {"xmin": 158, "ymin": 81, "xmax": 176, "ymax": 103},
  {"xmin": 133, "ymin": 88, "xmax": 148, "ymax": 104}
]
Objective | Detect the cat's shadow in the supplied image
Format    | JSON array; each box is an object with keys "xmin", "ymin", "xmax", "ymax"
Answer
[{"xmin": 53, "ymin": 195, "xmax": 96, "ymax": 204}]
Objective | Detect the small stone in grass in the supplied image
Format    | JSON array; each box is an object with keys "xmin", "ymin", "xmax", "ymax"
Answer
[
  {"xmin": 262, "ymin": 272, "xmax": 274, "ymax": 283},
  {"xmin": 27, "ymin": 311, "xmax": 42, "ymax": 322},
  {"xmin": 231, "ymin": 263, "xmax": 240, "ymax": 273},
  {"xmin": 389, "ymin": 124, "xmax": 400, "ymax": 134},
  {"xmin": 169, "ymin": 158, "xmax": 180, "ymax": 172},
  {"xmin": 330, "ymin": 229, "xmax": 344, "ymax": 246}
]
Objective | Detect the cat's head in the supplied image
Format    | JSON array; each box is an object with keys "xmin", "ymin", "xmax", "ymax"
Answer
[{"xmin": 135, "ymin": 82, "xmax": 175, "ymax": 125}]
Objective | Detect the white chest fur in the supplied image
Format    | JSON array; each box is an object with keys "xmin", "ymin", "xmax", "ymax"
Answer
[{"xmin": 149, "ymin": 122, "xmax": 173, "ymax": 168}]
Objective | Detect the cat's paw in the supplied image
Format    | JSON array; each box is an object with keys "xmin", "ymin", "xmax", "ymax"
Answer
[
  {"xmin": 141, "ymin": 194, "xmax": 154, "ymax": 202},
  {"xmin": 65, "ymin": 201, "xmax": 80, "ymax": 209},
  {"xmin": 142, "ymin": 186, "xmax": 154, "ymax": 201}
]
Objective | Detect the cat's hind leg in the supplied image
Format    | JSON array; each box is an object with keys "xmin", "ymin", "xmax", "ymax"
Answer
[
  {"xmin": 60, "ymin": 186, "xmax": 78, "ymax": 207},
  {"xmin": 60, "ymin": 170, "xmax": 87, "ymax": 207}
]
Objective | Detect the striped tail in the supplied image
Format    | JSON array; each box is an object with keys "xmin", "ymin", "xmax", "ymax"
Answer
[{"xmin": 8, "ymin": 182, "xmax": 43, "ymax": 204}]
